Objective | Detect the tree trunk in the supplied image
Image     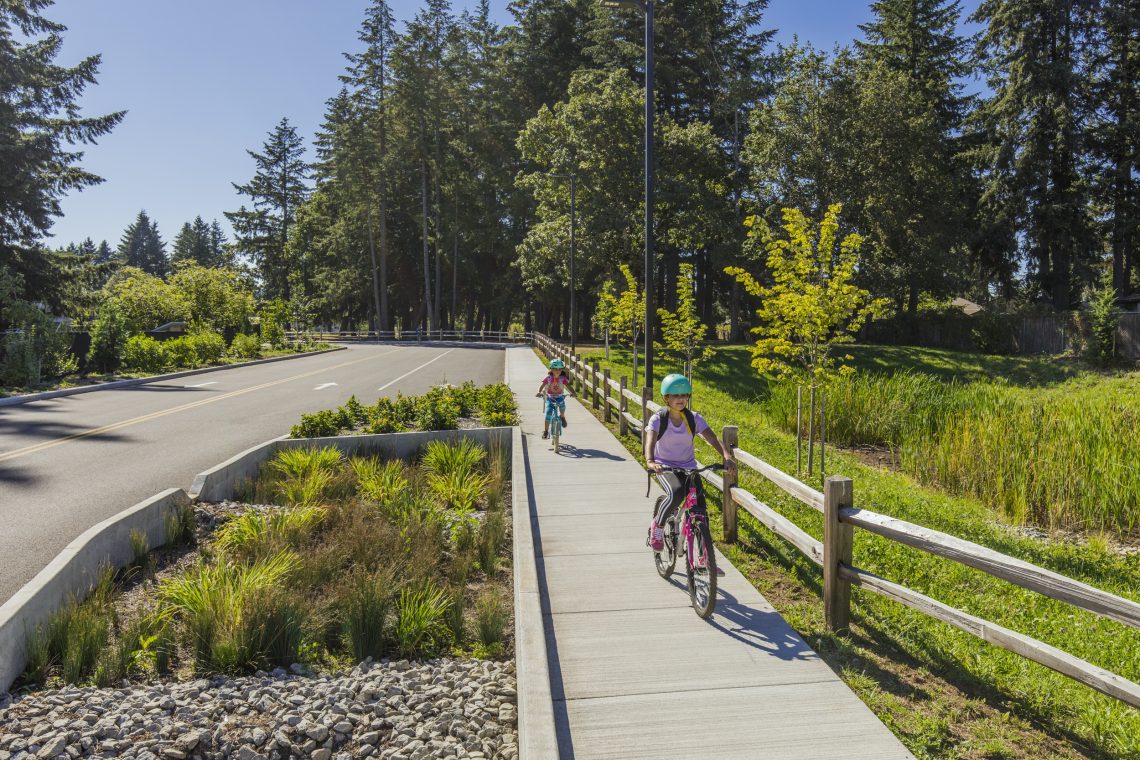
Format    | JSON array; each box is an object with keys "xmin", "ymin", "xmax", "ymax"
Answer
[
  {"xmin": 366, "ymin": 207, "xmax": 382, "ymax": 336},
  {"xmin": 420, "ymin": 161, "xmax": 434, "ymax": 330}
]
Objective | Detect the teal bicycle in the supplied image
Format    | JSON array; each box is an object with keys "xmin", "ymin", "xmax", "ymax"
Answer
[{"xmin": 540, "ymin": 394, "xmax": 566, "ymax": 452}]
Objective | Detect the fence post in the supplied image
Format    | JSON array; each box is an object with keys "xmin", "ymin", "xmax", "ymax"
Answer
[
  {"xmin": 603, "ymin": 368, "xmax": 612, "ymax": 423},
  {"xmin": 641, "ymin": 387, "xmax": 651, "ymax": 444},
  {"xmin": 823, "ymin": 476, "xmax": 854, "ymax": 633},
  {"xmin": 591, "ymin": 360, "xmax": 600, "ymax": 410},
  {"xmin": 619, "ymin": 376, "xmax": 629, "ymax": 436},
  {"xmin": 722, "ymin": 426, "xmax": 739, "ymax": 544}
]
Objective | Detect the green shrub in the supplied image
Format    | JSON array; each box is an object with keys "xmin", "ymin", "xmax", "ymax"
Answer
[
  {"xmin": 475, "ymin": 589, "xmax": 509, "ymax": 646},
  {"xmin": 429, "ymin": 469, "xmax": 489, "ymax": 514},
  {"xmin": 270, "ymin": 447, "xmax": 344, "ymax": 480},
  {"xmin": 393, "ymin": 582, "xmax": 451, "ymax": 656},
  {"xmin": 123, "ymin": 335, "xmax": 168, "ymax": 373},
  {"xmin": 164, "ymin": 336, "xmax": 198, "ymax": 368},
  {"xmin": 0, "ymin": 309, "xmax": 77, "ymax": 386},
  {"xmin": 391, "ymin": 394, "xmax": 418, "ymax": 425},
  {"xmin": 259, "ymin": 299, "xmax": 287, "ymax": 349},
  {"xmin": 342, "ymin": 395, "xmax": 367, "ymax": 426},
  {"xmin": 367, "ymin": 414, "xmax": 407, "ymax": 434},
  {"xmin": 189, "ymin": 329, "xmax": 225, "ymax": 365},
  {"xmin": 477, "ymin": 383, "xmax": 518, "ymax": 425},
  {"xmin": 290, "ymin": 409, "xmax": 350, "ymax": 438},
  {"xmin": 449, "ymin": 381, "xmax": 479, "ymax": 416},
  {"xmin": 86, "ymin": 301, "xmax": 128, "ymax": 374},
  {"xmin": 228, "ymin": 333, "xmax": 261, "ymax": 360},
  {"xmin": 416, "ymin": 388, "xmax": 461, "ymax": 430},
  {"xmin": 1087, "ymin": 274, "xmax": 1120, "ymax": 366}
]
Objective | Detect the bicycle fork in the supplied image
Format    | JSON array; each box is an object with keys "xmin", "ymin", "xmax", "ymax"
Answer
[{"xmin": 680, "ymin": 487, "xmax": 708, "ymax": 569}]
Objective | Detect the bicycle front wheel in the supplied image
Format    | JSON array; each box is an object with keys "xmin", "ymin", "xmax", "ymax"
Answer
[
  {"xmin": 686, "ymin": 520, "xmax": 717, "ymax": 619},
  {"xmin": 550, "ymin": 415, "xmax": 562, "ymax": 451},
  {"xmin": 654, "ymin": 509, "xmax": 676, "ymax": 578}
]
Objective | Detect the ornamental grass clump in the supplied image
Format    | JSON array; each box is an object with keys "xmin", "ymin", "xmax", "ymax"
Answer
[
  {"xmin": 422, "ymin": 438, "xmax": 485, "ymax": 478},
  {"xmin": 216, "ymin": 506, "xmax": 327, "ymax": 559},
  {"xmin": 393, "ymin": 582, "xmax": 451, "ymax": 656},
  {"xmin": 475, "ymin": 589, "xmax": 509, "ymax": 647},
  {"xmin": 354, "ymin": 457, "xmax": 410, "ymax": 505},
  {"xmin": 477, "ymin": 510, "xmax": 507, "ymax": 575},
  {"xmin": 157, "ymin": 550, "xmax": 299, "ymax": 673},
  {"xmin": 339, "ymin": 570, "xmax": 392, "ymax": 661}
]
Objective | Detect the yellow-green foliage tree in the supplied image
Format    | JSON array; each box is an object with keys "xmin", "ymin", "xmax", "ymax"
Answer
[
  {"xmin": 169, "ymin": 262, "xmax": 255, "ymax": 333},
  {"xmin": 726, "ymin": 204, "xmax": 885, "ymax": 474},
  {"xmin": 609, "ymin": 264, "xmax": 645, "ymax": 382},
  {"xmin": 656, "ymin": 263, "xmax": 712, "ymax": 379},
  {"xmin": 103, "ymin": 267, "xmax": 190, "ymax": 336},
  {"xmin": 592, "ymin": 279, "xmax": 617, "ymax": 360}
]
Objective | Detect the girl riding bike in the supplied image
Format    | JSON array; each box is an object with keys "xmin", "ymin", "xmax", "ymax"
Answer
[
  {"xmin": 536, "ymin": 358, "xmax": 572, "ymax": 440},
  {"xmin": 645, "ymin": 374, "xmax": 736, "ymax": 556}
]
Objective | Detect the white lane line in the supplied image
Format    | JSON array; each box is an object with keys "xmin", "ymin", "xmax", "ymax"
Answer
[
  {"xmin": 313, "ymin": 382, "xmax": 338, "ymax": 391},
  {"xmin": 377, "ymin": 349, "xmax": 456, "ymax": 393},
  {"xmin": 185, "ymin": 381, "xmax": 217, "ymax": 388}
]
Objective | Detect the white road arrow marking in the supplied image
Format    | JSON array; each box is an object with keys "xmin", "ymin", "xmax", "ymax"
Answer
[
  {"xmin": 377, "ymin": 349, "xmax": 455, "ymax": 392},
  {"xmin": 313, "ymin": 382, "xmax": 338, "ymax": 391},
  {"xmin": 185, "ymin": 381, "xmax": 217, "ymax": 388}
]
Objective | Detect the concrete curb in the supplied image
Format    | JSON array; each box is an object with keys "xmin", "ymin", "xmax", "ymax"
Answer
[
  {"xmin": 511, "ymin": 425, "xmax": 559, "ymax": 759},
  {"xmin": 0, "ymin": 346, "xmax": 346, "ymax": 408},
  {"xmin": 188, "ymin": 427, "xmax": 514, "ymax": 503},
  {"xmin": 0, "ymin": 488, "xmax": 190, "ymax": 693}
]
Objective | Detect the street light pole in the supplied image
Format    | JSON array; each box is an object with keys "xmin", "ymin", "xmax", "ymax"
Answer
[{"xmin": 603, "ymin": 0, "xmax": 654, "ymax": 391}]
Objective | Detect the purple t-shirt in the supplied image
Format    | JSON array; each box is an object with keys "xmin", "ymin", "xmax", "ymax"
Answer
[{"xmin": 647, "ymin": 410, "xmax": 709, "ymax": 469}]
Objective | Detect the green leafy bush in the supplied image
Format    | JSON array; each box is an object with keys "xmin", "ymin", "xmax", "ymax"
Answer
[
  {"xmin": 228, "ymin": 333, "xmax": 261, "ymax": 360},
  {"xmin": 290, "ymin": 409, "xmax": 348, "ymax": 439},
  {"xmin": 189, "ymin": 330, "xmax": 225, "ymax": 365},
  {"xmin": 164, "ymin": 336, "xmax": 198, "ymax": 369},
  {"xmin": 0, "ymin": 310, "xmax": 77, "ymax": 386},
  {"xmin": 124, "ymin": 335, "xmax": 169, "ymax": 373},
  {"xmin": 1087, "ymin": 274, "xmax": 1120, "ymax": 366},
  {"xmin": 342, "ymin": 395, "xmax": 367, "ymax": 426},
  {"xmin": 259, "ymin": 299, "xmax": 287, "ymax": 349},
  {"xmin": 477, "ymin": 383, "xmax": 519, "ymax": 425},
  {"xmin": 87, "ymin": 301, "xmax": 128, "ymax": 374},
  {"xmin": 416, "ymin": 388, "xmax": 461, "ymax": 430}
]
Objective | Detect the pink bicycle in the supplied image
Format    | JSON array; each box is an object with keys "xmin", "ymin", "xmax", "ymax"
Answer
[{"xmin": 651, "ymin": 463, "xmax": 723, "ymax": 618}]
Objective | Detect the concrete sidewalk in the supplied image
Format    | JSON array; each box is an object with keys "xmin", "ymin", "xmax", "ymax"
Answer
[{"xmin": 507, "ymin": 346, "xmax": 912, "ymax": 759}]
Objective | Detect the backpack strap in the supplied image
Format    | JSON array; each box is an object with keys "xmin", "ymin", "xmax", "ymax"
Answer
[{"xmin": 655, "ymin": 407, "xmax": 697, "ymax": 438}]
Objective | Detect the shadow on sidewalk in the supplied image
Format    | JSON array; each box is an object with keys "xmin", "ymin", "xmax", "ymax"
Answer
[{"xmin": 550, "ymin": 444, "xmax": 627, "ymax": 462}]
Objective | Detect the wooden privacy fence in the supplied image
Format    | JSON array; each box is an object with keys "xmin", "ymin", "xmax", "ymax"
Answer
[{"xmin": 531, "ymin": 332, "xmax": 1140, "ymax": 709}]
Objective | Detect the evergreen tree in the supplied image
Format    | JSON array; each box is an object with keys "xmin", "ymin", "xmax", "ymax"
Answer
[
  {"xmin": 1087, "ymin": 0, "xmax": 1140, "ymax": 293},
  {"xmin": 852, "ymin": 0, "xmax": 977, "ymax": 309},
  {"xmin": 226, "ymin": 117, "xmax": 310, "ymax": 299},
  {"xmin": 0, "ymin": 0, "xmax": 124, "ymax": 312},
  {"xmin": 171, "ymin": 216, "xmax": 215, "ymax": 266},
  {"xmin": 116, "ymin": 210, "xmax": 168, "ymax": 276},
  {"xmin": 95, "ymin": 240, "xmax": 113, "ymax": 263},
  {"xmin": 971, "ymin": 0, "xmax": 1097, "ymax": 308}
]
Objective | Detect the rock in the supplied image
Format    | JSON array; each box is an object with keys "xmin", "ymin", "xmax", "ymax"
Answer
[
  {"xmin": 311, "ymin": 750, "xmax": 331, "ymax": 760},
  {"xmin": 34, "ymin": 735, "xmax": 66, "ymax": 759}
]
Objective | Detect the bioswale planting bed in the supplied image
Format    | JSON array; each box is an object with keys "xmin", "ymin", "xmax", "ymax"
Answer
[{"xmin": 0, "ymin": 382, "xmax": 524, "ymax": 760}]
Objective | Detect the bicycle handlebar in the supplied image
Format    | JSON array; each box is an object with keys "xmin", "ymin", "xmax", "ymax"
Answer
[{"xmin": 651, "ymin": 463, "xmax": 725, "ymax": 474}]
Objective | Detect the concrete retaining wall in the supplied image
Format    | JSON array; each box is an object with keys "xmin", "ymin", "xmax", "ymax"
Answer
[
  {"xmin": 189, "ymin": 427, "xmax": 513, "ymax": 502},
  {"xmin": 0, "ymin": 488, "xmax": 190, "ymax": 693},
  {"xmin": 511, "ymin": 428, "xmax": 558, "ymax": 759}
]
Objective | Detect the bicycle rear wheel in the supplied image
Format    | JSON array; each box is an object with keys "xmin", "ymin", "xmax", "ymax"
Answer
[
  {"xmin": 686, "ymin": 520, "xmax": 717, "ymax": 618},
  {"xmin": 653, "ymin": 507, "xmax": 676, "ymax": 578}
]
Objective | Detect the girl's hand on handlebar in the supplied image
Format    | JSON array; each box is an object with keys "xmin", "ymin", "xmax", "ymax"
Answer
[
  {"xmin": 724, "ymin": 457, "xmax": 737, "ymax": 472},
  {"xmin": 647, "ymin": 461, "xmax": 663, "ymax": 474}
]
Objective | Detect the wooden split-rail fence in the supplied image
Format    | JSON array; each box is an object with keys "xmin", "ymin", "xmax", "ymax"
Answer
[
  {"xmin": 285, "ymin": 329, "xmax": 531, "ymax": 343},
  {"xmin": 532, "ymin": 332, "xmax": 1140, "ymax": 710}
]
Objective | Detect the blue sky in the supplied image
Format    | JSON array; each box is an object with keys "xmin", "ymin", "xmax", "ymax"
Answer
[{"xmin": 47, "ymin": 0, "xmax": 981, "ymax": 250}]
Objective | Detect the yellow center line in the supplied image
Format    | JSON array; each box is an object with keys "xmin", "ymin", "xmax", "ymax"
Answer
[{"xmin": 0, "ymin": 347, "xmax": 408, "ymax": 464}]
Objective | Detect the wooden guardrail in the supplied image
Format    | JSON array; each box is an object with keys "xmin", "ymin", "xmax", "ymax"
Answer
[
  {"xmin": 532, "ymin": 332, "xmax": 1140, "ymax": 709},
  {"xmin": 286, "ymin": 329, "xmax": 531, "ymax": 343}
]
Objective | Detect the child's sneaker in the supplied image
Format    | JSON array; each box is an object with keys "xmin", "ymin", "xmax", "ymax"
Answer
[
  {"xmin": 648, "ymin": 523, "xmax": 664, "ymax": 552},
  {"xmin": 561, "ymin": 415, "xmax": 568, "ymax": 428},
  {"xmin": 541, "ymin": 430, "xmax": 549, "ymax": 440}
]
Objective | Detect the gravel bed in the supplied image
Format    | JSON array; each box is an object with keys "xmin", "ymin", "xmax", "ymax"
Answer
[{"xmin": 0, "ymin": 658, "xmax": 517, "ymax": 760}]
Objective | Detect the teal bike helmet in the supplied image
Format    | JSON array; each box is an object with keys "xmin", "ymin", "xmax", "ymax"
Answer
[
  {"xmin": 661, "ymin": 373, "xmax": 692, "ymax": 396},
  {"xmin": 549, "ymin": 358, "xmax": 566, "ymax": 369}
]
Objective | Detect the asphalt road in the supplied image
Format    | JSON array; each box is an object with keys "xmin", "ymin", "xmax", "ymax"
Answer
[{"xmin": 0, "ymin": 343, "xmax": 505, "ymax": 604}]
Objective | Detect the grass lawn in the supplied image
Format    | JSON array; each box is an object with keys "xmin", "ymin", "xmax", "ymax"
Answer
[{"xmin": 563, "ymin": 343, "xmax": 1140, "ymax": 759}]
